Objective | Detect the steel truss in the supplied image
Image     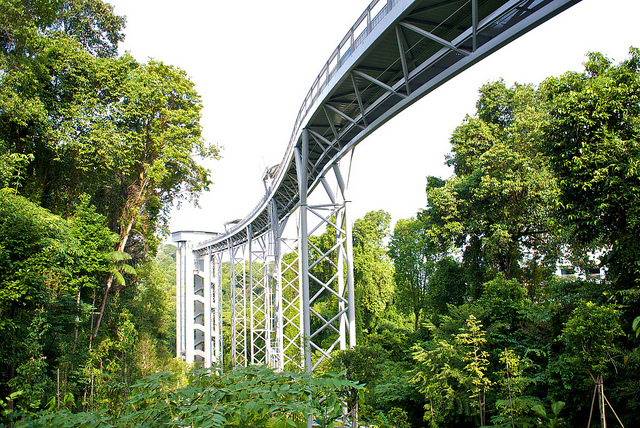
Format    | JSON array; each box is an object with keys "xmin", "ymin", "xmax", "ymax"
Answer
[
  {"xmin": 229, "ymin": 241, "xmax": 248, "ymax": 369},
  {"xmin": 174, "ymin": 0, "xmax": 581, "ymax": 374},
  {"xmin": 247, "ymin": 226, "xmax": 272, "ymax": 366},
  {"xmin": 296, "ymin": 129, "xmax": 356, "ymax": 372},
  {"xmin": 227, "ymin": 201, "xmax": 307, "ymax": 371},
  {"xmin": 278, "ymin": 235, "xmax": 303, "ymax": 371},
  {"xmin": 172, "ymin": 149, "xmax": 356, "ymax": 373}
]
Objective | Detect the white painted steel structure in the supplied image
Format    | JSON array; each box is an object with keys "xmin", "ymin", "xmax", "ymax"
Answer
[{"xmin": 173, "ymin": 0, "xmax": 581, "ymax": 372}]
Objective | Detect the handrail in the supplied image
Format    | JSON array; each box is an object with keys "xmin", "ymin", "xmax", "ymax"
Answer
[
  {"xmin": 216, "ymin": 0, "xmax": 398, "ymax": 243},
  {"xmin": 289, "ymin": 0, "xmax": 397, "ymax": 150}
]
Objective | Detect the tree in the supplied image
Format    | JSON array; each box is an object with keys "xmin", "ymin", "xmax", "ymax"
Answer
[
  {"xmin": 472, "ymin": 274, "xmax": 528, "ymax": 350},
  {"xmin": 492, "ymin": 349, "xmax": 541, "ymax": 428},
  {"xmin": 1, "ymin": 0, "xmax": 219, "ymax": 337},
  {"xmin": 90, "ymin": 59, "xmax": 219, "ymax": 336},
  {"xmin": 388, "ymin": 217, "xmax": 437, "ymax": 331},
  {"xmin": 1, "ymin": 0, "xmax": 126, "ymax": 209},
  {"xmin": 0, "ymin": 189, "xmax": 77, "ymax": 411},
  {"xmin": 412, "ymin": 313, "xmax": 492, "ymax": 427},
  {"xmin": 0, "ymin": 189, "xmax": 119, "ymax": 413},
  {"xmin": 542, "ymin": 48, "xmax": 640, "ymax": 289},
  {"xmin": 559, "ymin": 301, "xmax": 624, "ymax": 427},
  {"xmin": 455, "ymin": 315, "xmax": 492, "ymax": 427},
  {"xmin": 426, "ymin": 80, "xmax": 561, "ymax": 288},
  {"xmin": 51, "ymin": 0, "xmax": 125, "ymax": 58},
  {"xmin": 352, "ymin": 210, "xmax": 395, "ymax": 332},
  {"xmin": 428, "ymin": 257, "xmax": 467, "ymax": 315}
]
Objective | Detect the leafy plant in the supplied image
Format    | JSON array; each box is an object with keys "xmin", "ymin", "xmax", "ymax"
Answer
[
  {"xmin": 14, "ymin": 366, "xmax": 359, "ymax": 428},
  {"xmin": 532, "ymin": 401, "xmax": 566, "ymax": 428}
]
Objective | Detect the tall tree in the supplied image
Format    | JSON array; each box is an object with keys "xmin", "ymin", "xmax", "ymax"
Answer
[
  {"xmin": 426, "ymin": 80, "xmax": 561, "ymax": 288},
  {"xmin": 0, "ymin": 0, "xmax": 126, "ymax": 203},
  {"xmin": 388, "ymin": 216, "xmax": 437, "ymax": 331},
  {"xmin": 1, "ymin": 0, "xmax": 219, "ymax": 346},
  {"xmin": 51, "ymin": 0, "xmax": 125, "ymax": 58},
  {"xmin": 93, "ymin": 59, "xmax": 219, "ymax": 336},
  {"xmin": 352, "ymin": 210, "xmax": 395, "ymax": 332},
  {"xmin": 542, "ymin": 48, "xmax": 640, "ymax": 289}
]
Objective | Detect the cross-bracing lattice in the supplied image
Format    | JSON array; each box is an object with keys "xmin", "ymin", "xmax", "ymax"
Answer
[
  {"xmin": 229, "ymin": 243, "xmax": 248, "ymax": 368},
  {"xmin": 248, "ymin": 229, "xmax": 272, "ymax": 366}
]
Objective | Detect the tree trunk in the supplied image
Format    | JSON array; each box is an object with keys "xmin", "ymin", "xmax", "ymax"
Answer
[
  {"xmin": 92, "ymin": 173, "xmax": 147, "ymax": 337},
  {"xmin": 92, "ymin": 212, "xmax": 135, "ymax": 337}
]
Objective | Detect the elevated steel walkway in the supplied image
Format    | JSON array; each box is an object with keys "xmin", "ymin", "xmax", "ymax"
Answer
[{"xmin": 174, "ymin": 0, "xmax": 581, "ymax": 373}]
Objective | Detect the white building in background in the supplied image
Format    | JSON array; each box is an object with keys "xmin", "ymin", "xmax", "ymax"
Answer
[{"xmin": 555, "ymin": 249, "xmax": 606, "ymax": 280}]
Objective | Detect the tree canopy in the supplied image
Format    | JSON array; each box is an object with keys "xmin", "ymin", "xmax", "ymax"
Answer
[{"xmin": 1, "ymin": 0, "xmax": 220, "ymax": 418}]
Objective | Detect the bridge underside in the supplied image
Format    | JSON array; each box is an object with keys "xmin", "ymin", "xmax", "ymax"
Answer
[{"xmin": 174, "ymin": 0, "xmax": 580, "ymax": 373}]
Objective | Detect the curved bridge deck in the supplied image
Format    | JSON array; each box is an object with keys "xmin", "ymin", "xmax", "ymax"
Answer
[
  {"xmin": 194, "ymin": 0, "xmax": 579, "ymax": 254},
  {"xmin": 174, "ymin": 0, "xmax": 580, "ymax": 373}
]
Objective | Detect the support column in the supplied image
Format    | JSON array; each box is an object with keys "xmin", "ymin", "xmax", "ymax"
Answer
[
  {"xmin": 248, "ymin": 226, "xmax": 272, "ymax": 366},
  {"xmin": 175, "ymin": 241, "xmax": 187, "ymax": 360},
  {"xmin": 279, "ymin": 229, "xmax": 303, "ymax": 371},
  {"xmin": 184, "ymin": 245, "xmax": 196, "ymax": 364},
  {"xmin": 203, "ymin": 251, "xmax": 213, "ymax": 367},
  {"xmin": 270, "ymin": 200, "xmax": 297, "ymax": 371},
  {"xmin": 172, "ymin": 231, "xmax": 218, "ymax": 366},
  {"xmin": 294, "ymin": 145, "xmax": 356, "ymax": 373},
  {"xmin": 334, "ymin": 163, "xmax": 356, "ymax": 349},
  {"xmin": 248, "ymin": 226, "xmax": 256, "ymax": 364},
  {"xmin": 295, "ymin": 128, "xmax": 312, "ymax": 373},
  {"xmin": 213, "ymin": 251, "xmax": 224, "ymax": 369}
]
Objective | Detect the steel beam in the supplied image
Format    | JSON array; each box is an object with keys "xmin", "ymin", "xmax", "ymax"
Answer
[{"xmin": 296, "ymin": 133, "xmax": 355, "ymax": 372}]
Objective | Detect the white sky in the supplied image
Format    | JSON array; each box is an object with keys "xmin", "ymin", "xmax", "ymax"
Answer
[{"xmin": 106, "ymin": 0, "xmax": 640, "ymax": 234}]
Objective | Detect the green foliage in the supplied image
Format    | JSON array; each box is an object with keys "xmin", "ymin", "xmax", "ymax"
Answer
[
  {"xmin": 412, "ymin": 314, "xmax": 492, "ymax": 427},
  {"xmin": 426, "ymin": 80, "xmax": 561, "ymax": 286},
  {"xmin": 491, "ymin": 349, "xmax": 542, "ymax": 428},
  {"xmin": 51, "ymin": 0, "xmax": 125, "ymax": 58},
  {"xmin": 0, "ymin": 153, "xmax": 33, "ymax": 190},
  {"xmin": 428, "ymin": 257, "xmax": 468, "ymax": 315},
  {"xmin": 4, "ymin": 4, "xmax": 640, "ymax": 426},
  {"xmin": 389, "ymin": 217, "xmax": 436, "ymax": 330},
  {"xmin": 559, "ymin": 301, "xmax": 624, "ymax": 378},
  {"xmin": 542, "ymin": 47, "xmax": 640, "ymax": 288},
  {"xmin": 531, "ymin": 401, "xmax": 567, "ymax": 428},
  {"xmin": 2, "ymin": 0, "xmax": 219, "ymax": 255},
  {"xmin": 0, "ymin": 189, "xmax": 122, "ymax": 414},
  {"xmin": 471, "ymin": 274, "xmax": 529, "ymax": 350},
  {"xmin": 15, "ymin": 366, "xmax": 359, "ymax": 428},
  {"xmin": 328, "ymin": 336, "xmax": 420, "ymax": 426},
  {"xmin": 455, "ymin": 315, "xmax": 492, "ymax": 426},
  {"xmin": 353, "ymin": 210, "xmax": 395, "ymax": 331}
]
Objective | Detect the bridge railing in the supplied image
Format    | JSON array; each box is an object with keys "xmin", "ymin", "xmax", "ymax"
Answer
[
  {"xmin": 289, "ymin": 0, "xmax": 399, "ymax": 149},
  {"xmin": 216, "ymin": 0, "xmax": 402, "ymax": 246}
]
